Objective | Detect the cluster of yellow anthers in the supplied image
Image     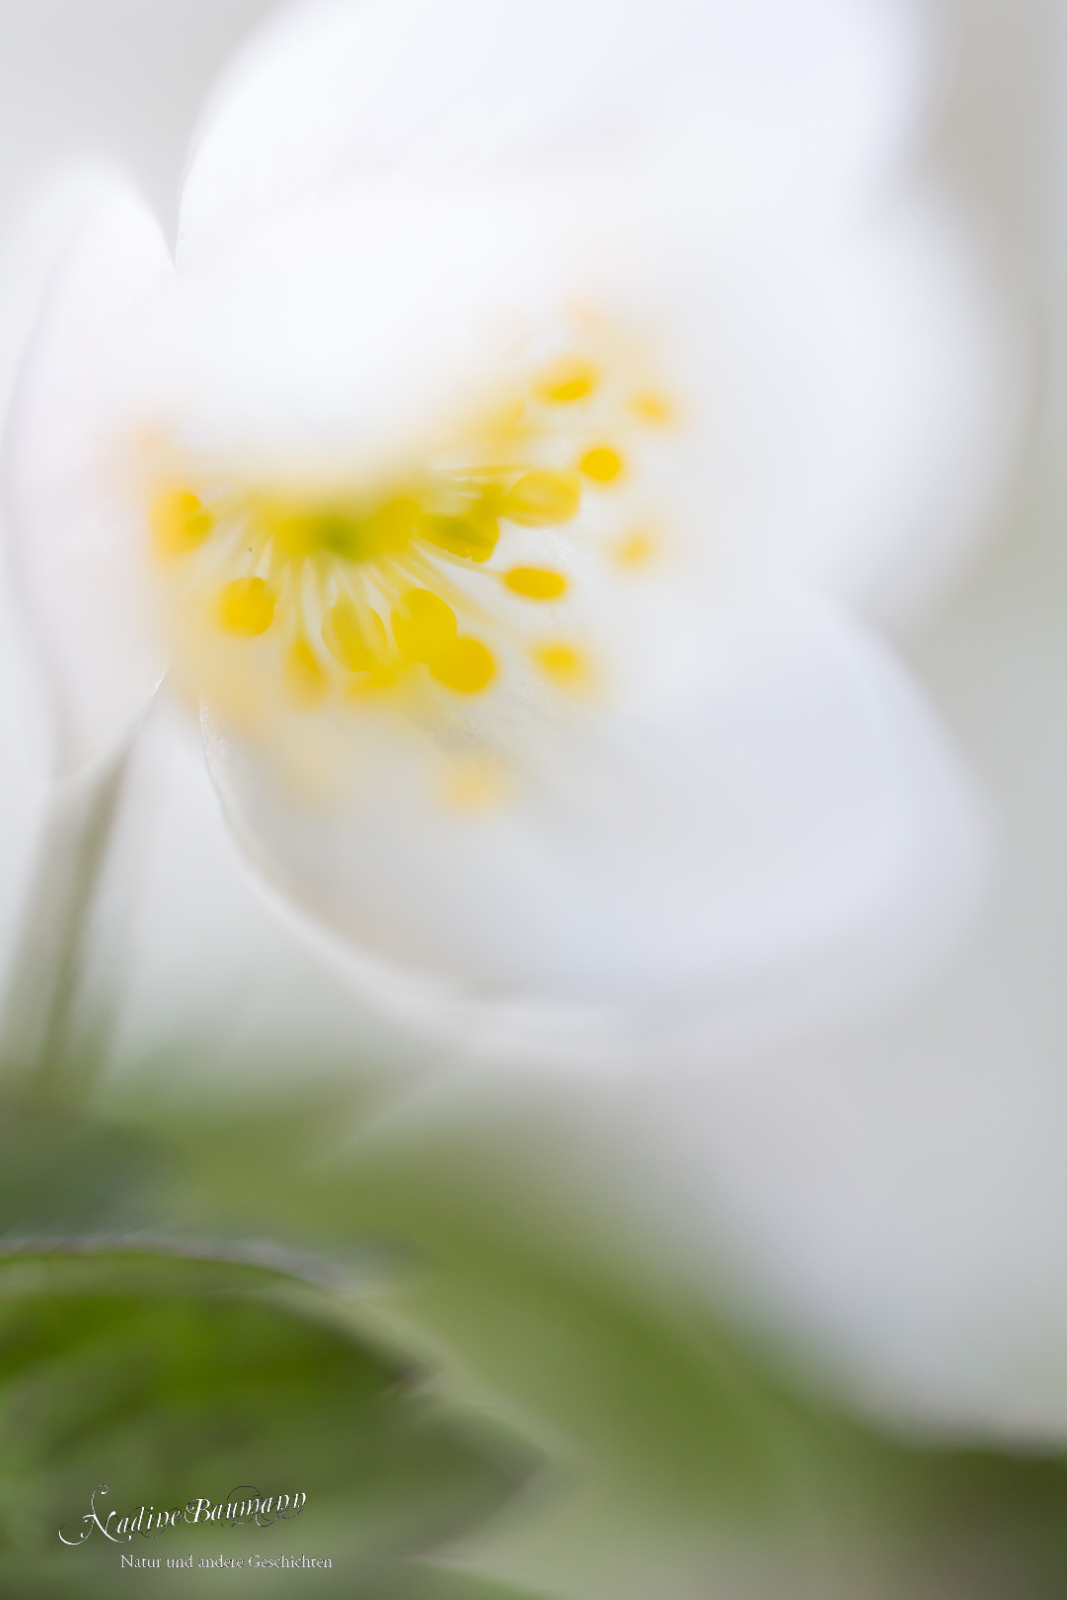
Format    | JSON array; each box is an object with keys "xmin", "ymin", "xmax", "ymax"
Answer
[{"xmin": 149, "ymin": 356, "xmax": 669, "ymax": 712}]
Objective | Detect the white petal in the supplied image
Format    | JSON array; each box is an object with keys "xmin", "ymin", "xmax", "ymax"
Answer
[
  {"xmin": 202, "ymin": 591, "xmax": 987, "ymax": 1064},
  {"xmin": 165, "ymin": 172, "xmax": 1017, "ymax": 631},
  {"xmin": 178, "ymin": 0, "xmax": 926, "ymax": 271},
  {"xmin": 674, "ymin": 191, "xmax": 1020, "ymax": 627},
  {"xmin": 2, "ymin": 178, "xmax": 175, "ymax": 773}
]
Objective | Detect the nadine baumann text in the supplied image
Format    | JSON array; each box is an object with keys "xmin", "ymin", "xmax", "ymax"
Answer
[
  {"xmin": 121, "ymin": 1554, "xmax": 332, "ymax": 1569},
  {"xmin": 59, "ymin": 1484, "xmax": 307, "ymax": 1545}
]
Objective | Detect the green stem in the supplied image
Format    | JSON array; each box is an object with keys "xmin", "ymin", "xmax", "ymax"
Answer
[{"xmin": 0, "ymin": 742, "xmax": 132, "ymax": 1107}]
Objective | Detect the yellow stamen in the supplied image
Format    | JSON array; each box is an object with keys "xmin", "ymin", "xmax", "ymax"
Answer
[
  {"xmin": 422, "ymin": 511, "xmax": 499, "ymax": 562},
  {"xmin": 392, "ymin": 589, "xmax": 458, "ymax": 663},
  {"xmin": 322, "ymin": 597, "xmax": 386, "ymax": 672},
  {"xmin": 533, "ymin": 358, "xmax": 598, "ymax": 404},
  {"xmin": 152, "ymin": 328, "xmax": 669, "ymax": 737},
  {"xmin": 503, "ymin": 471, "xmax": 581, "ymax": 526},
  {"xmin": 286, "ymin": 636, "xmax": 328, "ymax": 706},
  {"xmin": 368, "ymin": 497, "xmax": 423, "ymax": 552},
  {"xmin": 532, "ymin": 641, "xmax": 588, "ymax": 689},
  {"xmin": 347, "ymin": 660, "xmax": 405, "ymax": 697},
  {"xmin": 629, "ymin": 391, "xmax": 674, "ymax": 424},
  {"xmin": 429, "ymin": 637, "xmax": 496, "ymax": 693},
  {"xmin": 151, "ymin": 489, "xmax": 213, "ymax": 556},
  {"xmin": 579, "ymin": 446, "xmax": 624, "ymax": 484},
  {"xmin": 504, "ymin": 566, "xmax": 567, "ymax": 600},
  {"xmin": 613, "ymin": 531, "xmax": 656, "ymax": 567},
  {"xmin": 218, "ymin": 576, "xmax": 276, "ymax": 636}
]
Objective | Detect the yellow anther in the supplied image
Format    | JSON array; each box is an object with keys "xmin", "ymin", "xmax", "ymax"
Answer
[
  {"xmin": 629, "ymin": 391, "xmax": 674, "ymax": 424},
  {"xmin": 392, "ymin": 589, "xmax": 458, "ymax": 663},
  {"xmin": 347, "ymin": 660, "xmax": 405, "ymax": 697},
  {"xmin": 504, "ymin": 471, "xmax": 581, "ymax": 527},
  {"xmin": 218, "ymin": 576, "xmax": 276, "ymax": 636},
  {"xmin": 533, "ymin": 359, "xmax": 598, "ymax": 404},
  {"xmin": 150, "ymin": 489, "xmax": 213, "ymax": 556},
  {"xmin": 153, "ymin": 331, "xmax": 654, "ymax": 736},
  {"xmin": 579, "ymin": 446, "xmax": 624, "ymax": 484},
  {"xmin": 322, "ymin": 597, "xmax": 386, "ymax": 672},
  {"xmin": 613, "ymin": 531, "xmax": 655, "ymax": 567},
  {"xmin": 367, "ymin": 497, "xmax": 422, "ymax": 553},
  {"xmin": 429, "ymin": 637, "xmax": 496, "ymax": 693},
  {"xmin": 423, "ymin": 512, "xmax": 499, "ymax": 563},
  {"xmin": 532, "ymin": 641, "xmax": 588, "ymax": 689},
  {"xmin": 286, "ymin": 636, "xmax": 328, "ymax": 706},
  {"xmin": 503, "ymin": 566, "xmax": 567, "ymax": 600}
]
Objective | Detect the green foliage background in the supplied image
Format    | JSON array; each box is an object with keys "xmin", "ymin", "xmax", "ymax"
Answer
[{"xmin": 3, "ymin": 1059, "xmax": 1067, "ymax": 1600}]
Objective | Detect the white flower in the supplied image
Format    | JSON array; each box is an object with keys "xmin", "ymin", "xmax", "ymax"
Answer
[{"xmin": 1, "ymin": 0, "xmax": 1014, "ymax": 1063}]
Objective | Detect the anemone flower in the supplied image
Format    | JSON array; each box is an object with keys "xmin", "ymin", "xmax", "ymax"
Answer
[{"xmin": 2, "ymin": 0, "xmax": 1015, "ymax": 1066}]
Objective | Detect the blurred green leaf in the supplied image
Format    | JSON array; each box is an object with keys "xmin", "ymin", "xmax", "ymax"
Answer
[
  {"xmin": 104, "ymin": 1075, "xmax": 1067, "ymax": 1600},
  {"xmin": 0, "ymin": 1100, "xmax": 167, "ymax": 1237},
  {"xmin": 8, "ymin": 1070, "xmax": 1067, "ymax": 1598},
  {"xmin": 0, "ymin": 1239, "xmax": 535, "ymax": 1596},
  {"xmin": 353, "ymin": 1568, "xmax": 548, "ymax": 1600}
]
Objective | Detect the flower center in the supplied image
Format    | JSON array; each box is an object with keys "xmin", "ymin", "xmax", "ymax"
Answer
[{"xmin": 148, "ymin": 350, "xmax": 672, "ymax": 719}]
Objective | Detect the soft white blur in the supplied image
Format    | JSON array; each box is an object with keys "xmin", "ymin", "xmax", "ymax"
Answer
[
  {"xmin": 625, "ymin": 0, "xmax": 1067, "ymax": 1440},
  {"xmin": 0, "ymin": 0, "xmax": 1063, "ymax": 1457}
]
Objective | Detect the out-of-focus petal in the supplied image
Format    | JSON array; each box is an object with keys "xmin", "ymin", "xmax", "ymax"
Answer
[
  {"xmin": 722, "ymin": 194, "xmax": 1020, "ymax": 627},
  {"xmin": 169, "ymin": 169, "xmax": 1019, "ymax": 634},
  {"xmin": 202, "ymin": 590, "xmax": 986, "ymax": 1063},
  {"xmin": 3, "ymin": 179, "xmax": 174, "ymax": 773},
  {"xmin": 172, "ymin": 0, "xmax": 1014, "ymax": 629},
  {"xmin": 177, "ymin": 0, "xmax": 927, "ymax": 271}
]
